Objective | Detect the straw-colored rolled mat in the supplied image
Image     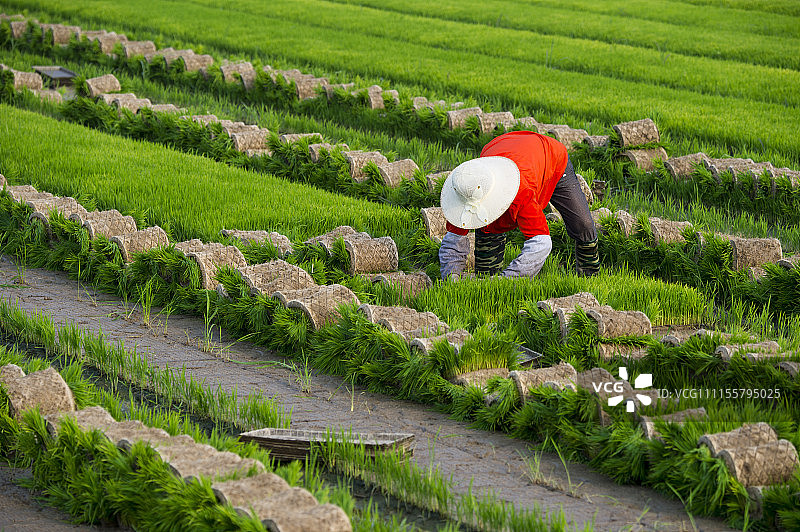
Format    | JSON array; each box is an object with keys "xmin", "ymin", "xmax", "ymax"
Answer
[
  {"xmin": 648, "ymin": 217, "xmax": 693, "ymax": 245},
  {"xmin": 40, "ymin": 23, "xmax": 80, "ymax": 45},
  {"xmin": 231, "ymin": 129, "xmax": 269, "ymax": 152},
  {"xmin": 44, "ymin": 405, "xmax": 117, "ymax": 437},
  {"xmin": 122, "ymin": 40, "xmax": 156, "ymax": 58},
  {"xmin": 586, "ymin": 307, "xmax": 652, "ymax": 338},
  {"xmin": 71, "ymin": 209, "xmax": 137, "ymax": 240},
  {"xmin": 146, "ymin": 47, "xmax": 180, "ymax": 65},
  {"xmin": 425, "ymin": 170, "xmax": 450, "ymax": 193},
  {"xmin": 187, "ymin": 114, "xmax": 219, "ymax": 125},
  {"xmin": 272, "ymin": 284, "xmax": 360, "ymax": 330},
  {"xmin": 583, "ymin": 135, "xmax": 610, "ymax": 150},
  {"xmin": 478, "ymin": 111, "xmax": 515, "ymax": 134},
  {"xmin": 343, "ymin": 151, "xmax": 389, "ymax": 182},
  {"xmin": 0, "ymin": 364, "xmax": 76, "ymax": 421},
  {"xmin": 777, "ymin": 361, "xmax": 798, "ymax": 378},
  {"xmin": 220, "ymin": 61, "xmax": 257, "ymax": 90},
  {"xmin": 178, "ymin": 53, "xmax": 213, "ymax": 72},
  {"xmin": 91, "ymin": 32, "xmax": 127, "ymax": 54},
  {"xmin": 702, "ymin": 157, "xmax": 755, "ymax": 181},
  {"xmin": 768, "ymin": 167, "xmax": 800, "ymax": 188},
  {"xmin": 727, "ymin": 236, "xmax": 782, "ymax": 270},
  {"xmin": 590, "ymin": 207, "xmax": 612, "ymax": 230},
  {"xmin": 308, "ymin": 143, "xmax": 349, "ymax": 163},
  {"xmin": 0, "ymin": 173, "xmax": 5, "ymax": 187},
  {"xmin": 147, "ymin": 104, "xmax": 182, "ymax": 114},
  {"xmin": 536, "ymin": 292, "xmax": 600, "ymax": 315},
  {"xmin": 259, "ymin": 501, "xmax": 352, "ymax": 532},
  {"xmin": 110, "ymin": 225, "xmax": 169, "ymax": 262},
  {"xmin": 236, "ymin": 260, "xmax": 316, "ymax": 296},
  {"xmin": 613, "ymin": 118, "xmax": 660, "ymax": 147},
  {"xmin": 362, "ymin": 84, "xmax": 385, "ymax": 110},
  {"xmin": 777, "ymin": 255, "xmax": 798, "ymax": 270},
  {"xmin": 115, "ymin": 97, "xmax": 151, "ymax": 113},
  {"xmin": 371, "ymin": 271, "xmax": 432, "ymax": 298},
  {"xmin": 324, "ymin": 83, "xmax": 355, "ymax": 99},
  {"xmin": 220, "ymin": 229, "xmax": 294, "ymax": 255},
  {"xmin": 575, "ymin": 367, "xmax": 631, "ymax": 399},
  {"xmin": 728, "ymin": 161, "xmax": 774, "ymax": 181},
  {"xmin": 153, "ymin": 437, "xmax": 263, "ymax": 482},
  {"xmin": 510, "ymin": 362, "xmax": 577, "ymax": 403},
  {"xmin": 420, "ymin": 206, "xmax": 447, "ymax": 242},
  {"xmin": 186, "ymin": 245, "xmax": 248, "ymax": 290},
  {"xmin": 220, "ymin": 121, "xmax": 260, "ymax": 136},
  {"xmin": 304, "ymin": 226, "xmax": 370, "ymax": 254},
  {"xmin": 545, "ymin": 212, "xmax": 562, "ymax": 223},
  {"xmin": 212, "ymin": 472, "xmax": 291, "ymax": 518},
  {"xmin": 8, "ymin": 70, "xmax": 43, "ymax": 91},
  {"xmin": 640, "ymin": 407, "xmax": 707, "ymax": 441},
  {"xmin": 33, "ymin": 89, "xmax": 62, "ymax": 103},
  {"xmin": 9, "ymin": 20, "xmax": 29, "ymax": 40},
  {"xmin": 97, "ymin": 92, "xmax": 135, "ymax": 106},
  {"xmin": 85, "ymin": 73, "xmax": 120, "ymax": 97},
  {"xmin": 358, "ymin": 304, "xmax": 447, "ymax": 336},
  {"xmin": 28, "ymin": 197, "xmax": 88, "ymax": 235},
  {"xmin": 547, "ymin": 125, "xmax": 589, "ymax": 150},
  {"xmin": 7, "ymin": 184, "xmax": 44, "ymax": 202},
  {"xmin": 358, "ymin": 304, "xmax": 421, "ymax": 324},
  {"xmin": 746, "ymin": 266, "xmax": 767, "ymax": 282},
  {"xmin": 513, "ymin": 116, "xmax": 538, "ymax": 130},
  {"xmin": 450, "ymin": 367, "xmax": 509, "ymax": 389},
  {"xmin": 699, "ymin": 423, "xmax": 778, "ymax": 457},
  {"xmin": 664, "ymin": 152, "xmax": 710, "ymax": 180},
  {"xmin": 295, "ymin": 77, "xmax": 329, "ymax": 100},
  {"xmin": 412, "ymin": 329, "xmax": 471, "ymax": 357},
  {"xmin": 613, "ymin": 209, "xmax": 636, "ymax": 236},
  {"xmin": 556, "ymin": 304, "xmax": 614, "ymax": 340},
  {"xmin": 106, "ymin": 421, "xmax": 174, "ymax": 451},
  {"xmin": 174, "ymin": 238, "xmax": 213, "ymax": 255},
  {"xmin": 715, "ymin": 341, "xmax": 782, "ymax": 362},
  {"xmin": 620, "ymin": 147, "xmax": 669, "ymax": 172},
  {"xmin": 377, "ymin": 159, "xmax": 419, "ymax": 188},
  {"xmin": 717, "ymin": 439, "xmax": 799, "ymax": 487},
  {"xmin": 279, "ymin": 133, "xmax": 323, "ymax": 144},
  {"xmin": 576, "ymin": 173, "xmax": 594, "ymax": 205},
  {"xmin": 446, "ymin": 107, "xmax": 482, "ymax": 129},
  {"xmin": 597, "ymin": 343, "xmax": 649, "ymax": 361}
]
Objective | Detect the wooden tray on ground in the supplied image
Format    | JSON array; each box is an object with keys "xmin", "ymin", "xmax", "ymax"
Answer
[
  {"xmin": 32, "ymin": 65, "xmax": 77, "ymax": 86},
  {"xmin": 517, "ymin": 345, "xmax": 543, "ymax": 368},
  {"xmin": 238, "ymin": 428, "xmax": 415, "ymax": 462}
]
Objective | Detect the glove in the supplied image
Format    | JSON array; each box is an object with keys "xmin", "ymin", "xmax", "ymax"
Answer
[
  {"xmin": 439, "ymin": 231, "xmax": 471, "ymax": 280},
  {"xmin": 500, "ymin": 234, "xmax": 552, "ymax": 278}
]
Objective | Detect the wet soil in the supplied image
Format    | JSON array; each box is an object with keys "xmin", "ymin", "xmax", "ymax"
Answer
[{"xmin": 0, "ymin": 256, "xmax": 735, "ymax": 531}]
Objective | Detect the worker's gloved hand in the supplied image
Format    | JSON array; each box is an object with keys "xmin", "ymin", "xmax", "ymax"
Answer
[
  {"xmin": 439, "ymin": 231, "xmax": 471, "ymax": 280},
  {"xmin": 575, "ymin": 238, "xmax": 600, "ymax": 277},
  {"xmin": 500, "ymin": 234, "xmax": 552, "ymax": 278}
]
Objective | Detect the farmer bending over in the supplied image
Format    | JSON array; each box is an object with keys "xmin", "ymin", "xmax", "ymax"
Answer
[{"xmin": 439, "ymin": 131, "xmax": 599, "ymax": 279}]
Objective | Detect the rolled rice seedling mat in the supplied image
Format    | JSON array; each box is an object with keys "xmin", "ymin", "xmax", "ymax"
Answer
[
  {"xmin": 40, "ymin": 23, "xmax": 80, "ymax": 46},
  {"xmin": 10, "ymin": 20, "xmax": 27, "ymax": 39},
  {"xmin": 235, "ymin": 260, "xmax": 317, "ymax": 296},
  {"xmin": 746, "ymin": 266, "xmax": 767, "ymax": 282},
  {"xmin": 446, "ymin": 107, "xmax": 482, "ymax": 130},
  {"xmin": 308, "ymin": 143, "xmax": 349, "ymax": 163},
  {"xmin": 767, "ymin": 167, "xmax": 800, "ymax": 188},
  {"xmin": 576, "ymin": 173, "xmax": 594, "ymax": 205},
  {"xmin": 478, "ymin": 111, "xmax": 515, "ymax": 134},
  {"xmin": 664, "ymin": 152, "xmax": 711, "ymax": 180},
  {"xmin": 187, "ymin": 245, "xmax": 248, "ymax": 290},
  {"xmin": 220, "ymin": 229, "xmax": 294, "ymax": 255},
  {"xmin": 85, "ymin": 73, "xmax": 120, "ymax": 97},
  {"xmin": 556, "ymin": 304, "xmax": 613, "ymax": 339},
  {"xmin": 583, "ymin": 135, "xmax": 610, "ymax": 150},
  {"xmin": 425, "ymin": 170, "xmax": 450, "ymax": 193},
  {"xmin": 575, "ymin": 367, "xmax": 632, "ymax": 400},
  {"xmin": 4, "ymin": 68, "xmax": 43, "ymax": 91},
  {"xmin": 27, "ymin": 197, "xmax": 88, "ymax": 229},
  {"xmin": 324, "ymin": 83, "xmax": 355, "ymax": 99},
  {"xmin": 728, "ymin": 161, "xmax": 775, "ymax": 181},
  {"xmin": 115, "ymin": 97, "xmax": 151, "ymax": 114},
  {"xmin": 294, "ymin": 77, "xmax": 329, "ymax": 100},
  {"xmin": 175, "ymin": 238, "xmax": 218, "ymax": 255},
  {"xmin": 98, "ymin": 92, "xmax": 136, "ymax": 106},
  {"xmin": 152, "ymin": 436, "xmax": 264, "ymax": 482},
  {"xmin": 547, "ymin": 125, "xmax": 589, "ymax": 150},
  {"xmin": 176, "ymin": 53, "xmax": 213, "ymax": 72},
  {"xmin": 778, "ymin": 256, "xmax": 799, "ymax": 270},
  {"xmin": 145, "ymin": 47, "xmax": 180, "ymax": 64},
  {"xmin": 513, "ymin": 117, "xmax": 538, "ymax": 130},
  {"xmin": 590, "ymin": 207, "xmax": 612, "ymax": 230},
  {"xmin": 90, "ymin": 32, "xmax": 127, "ymax": 54},
  {"xmin": 7, "ymin": 184, "xmax": 45, "ymax": 202},
  {"xmin": 545, "ymin": 212, "xmax": 562, "ymax": 223},
  {"xmin": 410, "ymin": 328, "xmax": 470, "ymax": 356},
  {"xmin": 612, "ymin": 118, "xmax": 660, "ymax": 148},
  {"xmin": 0, "ymin": 364, "xmax": 76, "ymax": 421},
  {"xmin": 106, "ymin": 421, "xmax": 174, "ymax": 451},
  {"xmin": 510, "ymin": 362, "xmax": 578, "ymax": 403},
  {"xmin": 450, "ymin": 367, "xmax": 509, "ymax": 389},
  {"xmin": 359, "ymin": 84, "xmax": 385, "ymax": 110},
  {"xmin": 273, "ymin": 285, "xmax": 360, "ymax": 330},
  {"xmin": 110, "ymin": 225, "xmax": 170, "ymax": 263},
  {"xmin": 728, "ymin": 236, "xmax": 782, "ymax": 270},
  {"xmin": 613, "ymin": 209, "xmax": 636, "ymax": 236},
  {"xmin": 122, "ymin": 40, "xmax": 156, "ymax": 58},
  {"xmin": 715, "ymin": 341, "xmax": 782, "ymax": 363},
  {"xmin": 0, "ymin": 173, "xmax": 5, "ymax": 187},
  {"xmin": 68, "ymin": 209, "xmax": 137, "ymax": 240},
  {"xmin": 245, "ymin": 148, "xmax": 272, "ymax": 158},
  {"xmin": 777, "ymin": 361, "xmax": 799, "ymax": 378},
  {"xmin": 377, "ymin": 159, "xmax": 420, "ymax": 188},
  {"xmin": 147, "ymin": 104, "xmax": 183, "ymax": 114},
  {"xmin": 220, "ymin": 61, "xmax": 256, "ymax": 89},
  {"xmin": 44, "ymin": 405, "xmax": 116, "ymax": 437},
  {"xmin": 304, "ymin": 226, "xmax": 370, "ymax": 254},
  {"xmin": 278, "ymin": 133, "xmax": 323, "ymax": 144},
  {"xmin": 718, "ymin": 440, "xmax": 799, "ymax": 487},
  {"xmin": 371, "ymin": 271, "xmax": 432, "ymax": 298},
  {"xmin": 212, "ymin": 472, "xmax": 291, "ymax": 517},
  {"xmin": 699, "ymin": 423, "xmax": 778, "ymax": 458},
  {"xmin": 586, "ymin": 307, "xmax": 652, "ymax": 338},
  {"xmin": 220, "ymin": 121, "xmax": 260, "ymax": 136},
  {"xmin": 640, "ymin": 407, "xmax": 708, "ymax": 441},
  {"xmin": 184, "ymin": 114, "xmax": 219, "ymax": 125},
  {"xmin": 231, "ymin": 129, "xmax": 269, "ymax": 152},
  {"xmin": 597, "ymin": 343, "xmax": 649, "ymax": 361},
  {"xmin": 359, "ymin": 304, "xmax": 447, "ymax": 335},
  {"xmin": 648, "ymin": 217, "xmax": 693, "ymax": 245},
  {"xmin": 358, "ymin": 303, "xmax": 425, "ymax": 324},
  {"xmin": 620, "ymin": 147, "xmax": 669, "ymax": 172},
  {"xmin": 536, "ymin": 292, "xmax": 600, "ymax": 315},
  {"xmin": 343, "ymin": 151, "xmax": 389, "ymax": 183},
  {"xmin": 420, "ymin": 206, "xmax": 447, "ymax": 243},
  {"xmin": 33, "ymin": 89, "xmax": 63, "ymax": 104},
  {"xmin": 702, "ymin": 157, "xmax": 755, "ymax": 182}
]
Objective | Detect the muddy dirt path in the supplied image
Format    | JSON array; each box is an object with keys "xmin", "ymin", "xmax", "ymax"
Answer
[{"xmin": 0, "ymin": 256, "xmax": 734, "ymax": 532}]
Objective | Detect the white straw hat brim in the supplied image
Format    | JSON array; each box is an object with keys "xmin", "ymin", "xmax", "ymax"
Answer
[{"xmin": 440, "ymin": 156, "xmax": 520, "ymax": 230}]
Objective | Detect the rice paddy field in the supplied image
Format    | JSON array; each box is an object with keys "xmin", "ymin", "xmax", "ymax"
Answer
[{"xmin": 0, "ymin": 1, "xmax": 799, "ymax": 530}]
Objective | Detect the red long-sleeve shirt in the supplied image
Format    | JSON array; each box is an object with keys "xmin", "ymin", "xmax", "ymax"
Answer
[{"xmin": 445, "ymin": 131, "xmax": 568, "ymax": 238}]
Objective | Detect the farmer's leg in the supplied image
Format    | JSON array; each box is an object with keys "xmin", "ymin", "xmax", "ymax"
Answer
[
  {"xmin": 475, "ymin": 229, "xmax": 507, "ymax": 275},
  {"xmin": 549, "ymin": 159, "xmax": 600, "ymax": 276}
]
